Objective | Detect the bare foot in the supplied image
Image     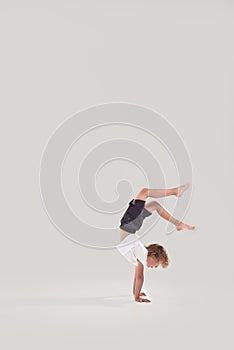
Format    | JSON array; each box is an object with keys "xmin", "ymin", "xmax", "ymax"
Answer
[
  {"xmin": 176, "ymin": 222, "xmax": 195, "ymax": 231},
  {"xmin": 139, "ymin": 292, "xmax": 147, "ymax": 296},
  {"xmin": 175, "ymin": 183, "xmax": 190, "ymax": 197}
]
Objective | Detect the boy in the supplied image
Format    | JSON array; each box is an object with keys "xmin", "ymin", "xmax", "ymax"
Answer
[{"xmin": 116, "ymin": 183, "xmax": 195, "ymax": 303}]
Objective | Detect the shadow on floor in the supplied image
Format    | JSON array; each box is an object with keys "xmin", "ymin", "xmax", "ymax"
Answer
[{"xmin": 1, "ymin": 295, "xmax": 134, "ymax": 308}]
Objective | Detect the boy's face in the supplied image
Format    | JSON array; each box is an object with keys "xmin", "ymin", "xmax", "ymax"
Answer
[{"xmin": 147, "ymin": 255, "xmax": 160, "ymax": 268}]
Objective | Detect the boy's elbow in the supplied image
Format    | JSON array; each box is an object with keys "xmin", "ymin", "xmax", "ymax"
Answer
[{"xmin": 136, "ymin": 275, "xmax": 144, "ymax": 281}]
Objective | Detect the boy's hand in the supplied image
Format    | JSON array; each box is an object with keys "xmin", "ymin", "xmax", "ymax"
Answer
[{"xmin": 135, "ymin": 296, "xmax": 151, "ymax": 303}]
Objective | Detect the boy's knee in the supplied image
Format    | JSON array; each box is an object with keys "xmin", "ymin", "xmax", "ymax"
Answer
[
  {"xmin": 153, "ymin": 201, "xmax": 163, "ymax": 213},
  {"xmin": 153, "ymin": 200, "xmax": 161, "ymax": 209}
]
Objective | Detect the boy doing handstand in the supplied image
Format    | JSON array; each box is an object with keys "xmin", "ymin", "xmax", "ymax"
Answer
[{"xmin": 116, "ymin": 183, "xmax": 195, "ymax": 303}]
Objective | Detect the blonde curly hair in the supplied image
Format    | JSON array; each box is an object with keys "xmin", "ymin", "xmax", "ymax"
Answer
[{"xmin": 144, "ymin": 243, "xmax": 169, "ymax": 268}]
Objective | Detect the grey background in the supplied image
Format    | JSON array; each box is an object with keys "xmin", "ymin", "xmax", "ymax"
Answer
[{"xmin": 0, "ymin": 1, "xmax": 233, "ymax": 349}]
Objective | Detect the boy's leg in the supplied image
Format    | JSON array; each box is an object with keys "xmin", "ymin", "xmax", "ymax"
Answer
[
  {"xmin": 134, "ymin": 183, "xmax": 190, "ymax": 201},
  {"xmin": 144, "ymin": 201, "xmax": 180, "ymax": 225},
  {"xmin": 144, "ymin": 200, "xmax": 195, "ymax": 230}
]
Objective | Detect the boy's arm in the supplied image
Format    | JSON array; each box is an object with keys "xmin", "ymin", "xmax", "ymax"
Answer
[
  {"xmin": 133, "ymin": 260, "xmax": 144, "ymax": 295},
  {"xmin": 132, "ymin": 274, "xmax": 136, "ymax": 295},
  {"xmin": 133, "ymin": 261, "xmax": 151, "ymax": 302}
]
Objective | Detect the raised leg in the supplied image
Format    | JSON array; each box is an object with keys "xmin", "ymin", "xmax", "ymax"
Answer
[
  {"xmin": 144, "ymin": 200, "xmax": 195, "ymax": 231},
  {"xmin": 134, "ymin": 183, "xmax": 190, "ymax": 201}
]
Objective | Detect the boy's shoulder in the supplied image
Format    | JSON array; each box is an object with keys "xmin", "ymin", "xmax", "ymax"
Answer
[{"xmin": 133, "ymin": 243, "xmax": 148, "ymax": 268}]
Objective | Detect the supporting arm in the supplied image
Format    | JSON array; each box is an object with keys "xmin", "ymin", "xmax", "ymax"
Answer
[
  {"xmin": 133, "ymin": 261, "xmax": 144, "ymax": 299},
  {"xmin": 134, "ymin": 277, "xmax": 144, "ymax": 299}
]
